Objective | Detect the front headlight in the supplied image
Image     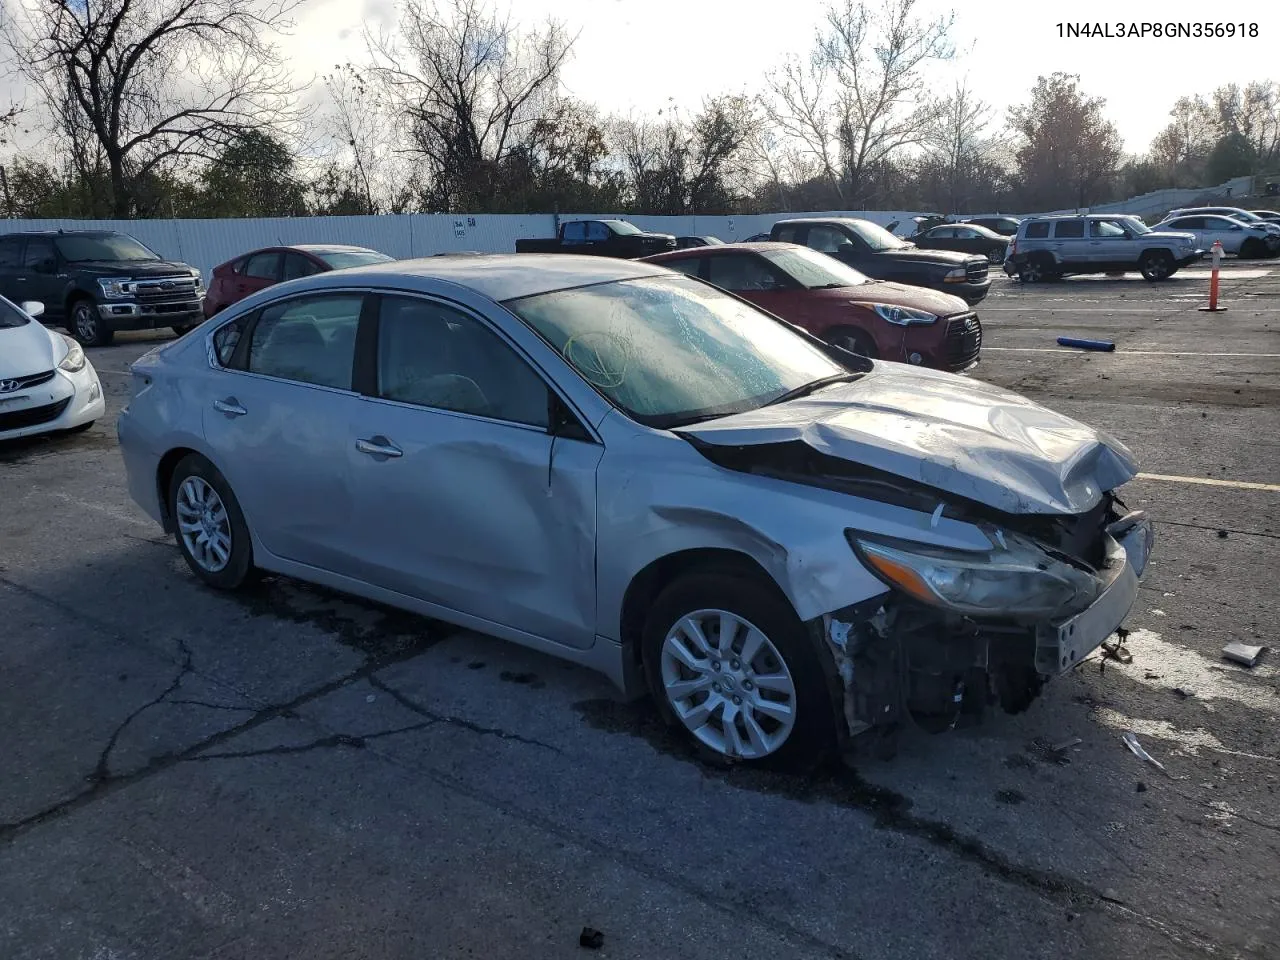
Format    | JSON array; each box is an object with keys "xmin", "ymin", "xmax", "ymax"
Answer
[
  {"xmin": 942, "ymin": 267, "xmax": 968, "ymax": 282},
  {"xmin": 58, "ymin": 334, "xmax": 86, "ymax": 373},
  {"xmin": 847, "ymin": 528, "xmax": 1099, "ymax": 619},
  {"xmin": 856, "ymin": 302, "xmax": 938, "ymax": 326},
  {"xmin": 191, "ymin": 268, "xmax": 202, "ymax": 290},
  {"xmin": 98, "ymin": 277, "xmax": 133, "ymax": 299}
]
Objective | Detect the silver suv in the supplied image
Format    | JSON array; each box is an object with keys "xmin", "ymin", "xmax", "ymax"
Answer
[{"xmin": 1007, "ymin": 214, "xmax": 1202, "ymax": 283}]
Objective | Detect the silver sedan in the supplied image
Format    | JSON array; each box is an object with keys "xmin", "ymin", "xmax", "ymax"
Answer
[{"xmin": 118, "ymin": 255, "xmax": 1153, "ymax": 767}]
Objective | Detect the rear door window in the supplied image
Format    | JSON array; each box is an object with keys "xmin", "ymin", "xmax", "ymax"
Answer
[
  {"xmin": 706, "ymin": 255, "xmax": 785, "ymax": 291},
  {"xmin": 244, "ymin": 252, "xmax": 282, "ymax": 280},
  {"xmin": 282, "ymin": 253, "xmax": 321, "ymax": 281},
  {"xmin": 774, "ymin": 225, "xmax": 800, "ymax": 243},
  {"xmin": 562, "ymin": 222, "xmax": 587, "ymax": 243},
  {"xmin": 246, "ymin": 294, "xmax": 363, "ymax": 389},
  {"xmin": 1052, "ymin": 220, "xmax": 1085, "ymax": 239},
  {"xmin": 660, "ymin": 258, "xmax": 704, "ymax": 279},
  {"xmin": 806, "ymin": 225, "xmax": 853, "ymax": 253},
  {"xmin": 1089, "ymin": 220, "xmax": 1127, "ymax": 238}
]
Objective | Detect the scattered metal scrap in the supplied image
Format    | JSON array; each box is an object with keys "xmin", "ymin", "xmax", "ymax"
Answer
[
  {"xmin": 1101, "ymin": 639, "xmax": 1133, "ymax": 665},
  {"xmin": 1122, "ymin": 731, "xmax": 1175, "ymax": 780},
  {"xmin": 1222, "ymin": 642, "xmax": 1267, "ymax": 668}
]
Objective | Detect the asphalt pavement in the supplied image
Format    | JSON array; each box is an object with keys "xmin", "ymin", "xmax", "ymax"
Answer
[{"xmin": 2, "ymin": 262, "xmax": 1278, "ymax": 960}]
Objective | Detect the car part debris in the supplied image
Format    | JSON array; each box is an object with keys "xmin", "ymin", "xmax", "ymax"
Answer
[
  {"xmin": 579, "ymin": 927, "xmax": 605, "ymax": 949},
  {"xmin": 1057, "ymin": 336, "xmax": 1116, "ymax": 352},
  {"xmin": 1101, "ymin": 639, "xmax": 1133, "ymax": 665},
  {"xmin": 1222, "ymin": 642, "xmax": 1267, "ymax": 667},
  {"xmin": 1051, "ymin": 736, "xmax": 1083, "ymax": 754},
  {"xmin": 1172, "ymin": 687, "xmax": 1193, "ymax": 700},
  {"xmin": 1217, "ymin": 529, "xmax": 1229, "ymax": 539},
  {"xmin": 1136, "ymin": 781, "xmax": 1147, "ymax": 793},
  {"xmin": 1122, "ymin": 731, "xmax": 1169, "ymax": 776}
]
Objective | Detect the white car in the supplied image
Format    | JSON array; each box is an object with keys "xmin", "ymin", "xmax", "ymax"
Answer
[
  {"xmin": 0, "ymin": 297, "xmax": 105, "ymax": 441},
  {"xmin": 1152, "ymin": 214, "xmax": 1280, "ymax": 259}
]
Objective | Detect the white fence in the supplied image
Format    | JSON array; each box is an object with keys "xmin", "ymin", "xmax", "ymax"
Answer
[{"xmin": 0, "ymin": 209, "xmax": 927, "ymax": 278}]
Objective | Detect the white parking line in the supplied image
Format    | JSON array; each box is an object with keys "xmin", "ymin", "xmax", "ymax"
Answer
[
  {"xmin": 982, "ymin": 347, "xmax": 1280, "ymax": 357},
  {"xmin": 1134, "ymin": 473, "xmax": 1280, "ymax": 493}
]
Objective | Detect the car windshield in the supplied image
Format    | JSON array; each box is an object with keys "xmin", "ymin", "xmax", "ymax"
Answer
[
  {"xmin": 846, "ymin": 220, "xmax": 909, "ymax": 251},
  {"xmin": 601, "ymin": 220, "xmax": 642, "ymax": 236},
  {"xmin": 507, "ymin": 275, "xmax": 850, "ymax": 429},
  {"xmin": 0, "ymin": 297, "xmax": 30, "ymax": 329},
  {"xmin": 315, "ymin": 250, "xmax": 394, "ymax": 269},
  {"xmin": 54, "ymin": 234, "xmax": 160, "ymax": 262},
  {"xmin": 760, "ymin": 246, "xmax": 870, "ymax": 288},
  {"xmin": 1121, "ymin": 218, "xmax": 1152, "ymax": 235}
]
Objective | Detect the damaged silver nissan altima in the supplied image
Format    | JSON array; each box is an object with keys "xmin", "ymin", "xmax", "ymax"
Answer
[{"xmin": 117, "ymin": 254, "xmax": 1153, "ymax": 769}]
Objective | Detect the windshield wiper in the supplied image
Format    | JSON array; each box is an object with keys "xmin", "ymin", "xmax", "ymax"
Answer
[
  {"xmin": 765, "ymin": 373, "xmax": 860, "ymax": 407},
  {"xmin": 810, "ymin": 282, "xmax": 848, "ymax": 289}
]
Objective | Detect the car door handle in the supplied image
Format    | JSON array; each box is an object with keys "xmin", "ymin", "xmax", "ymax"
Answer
[
  {"xmin": 213, "ymin": 398, "xmax": 247, "ymax": 417},
  {"xmin": 356, "ymin": 436, "xmax": 403, "ymax": 459}
]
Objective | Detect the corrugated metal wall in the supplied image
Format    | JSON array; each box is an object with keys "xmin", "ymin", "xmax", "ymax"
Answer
[{"xmin": 0, "ymin": 209, "xmax": 928, "ymax": 277}]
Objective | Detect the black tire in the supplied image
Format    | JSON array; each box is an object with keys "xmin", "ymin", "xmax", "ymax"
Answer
[
  {"xmin": 167, "ymin": 453, "xmax": 255, "ymax": 590},
  {"xmin": 641, "ymin": 570, "xmax": 836, "ymax": 771},
  {"xmin": 1139, "ymin": 250, "xmax": 1174, "ymax": 281},
  {"xmin": 69, "ymin": 297, "xmax": 113, "ymax": 347},
  {"xmin": 1018, "ymin": 256, "xmax": 1055, "ymax": 283},
  {"xmin": 826, "ymin": 327, "xmax": 878, "ymax": 360},
  {"xmin": 1240, "ymin": 238, "xmax": 1265, "ymax": 260}
]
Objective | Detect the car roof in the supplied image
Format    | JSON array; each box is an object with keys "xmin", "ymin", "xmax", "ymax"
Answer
[
  {"xmin": 0, "ymin": 230, "xmax": 121, "ymax": 238},
  {"xmin": 645, "ymin": 242, "xmax": 803, "ymax": 260},
  {"xmin": 291, "ymin": 244, "xmax": 382, "ymax": 254},
  {"xmin": 773, "ymin": 217, "xmax": 875, "ymax": 226},
  {"xmin": 317, "ymin": 253, "xmax": 670, "ymax": 302}
]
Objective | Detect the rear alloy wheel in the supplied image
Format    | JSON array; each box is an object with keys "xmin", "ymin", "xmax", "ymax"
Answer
[
  {"xmin": 71, "ymin": 298, "xmax": 113, "ymax": 347},
  {"xmin": 168, "ymin": 454, "xmax": 255, "ymax": 590},
  {"xmin": 1018, "ymin": 258, "xmax": 1050, "ymax": 283},
  {"xmin": 643, "ymin": 572, "xmax": 835, "ymax": 770},
  {"xmin": 1139, "ymin": 250, "xmax": 1174, "ymax": 281},
  {"xmin": 827, "ymin": 328, "xmax": 878, "ymax": 360}
]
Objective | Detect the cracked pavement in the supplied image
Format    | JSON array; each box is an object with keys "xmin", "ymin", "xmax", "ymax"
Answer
[{"xmin": 1, "ymin": 263, "xmax": 1278, "ymax": 959}]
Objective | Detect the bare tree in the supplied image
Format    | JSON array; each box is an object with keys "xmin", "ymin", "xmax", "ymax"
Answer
[
  {"xmin": 765, "ymin": 0, "xmax": 954, "ymax": 205},
  {"xmin": 367, "ymin": 0, "xmax": 575, "ymax": 210},
  {"xmin": 1148, "ymin": 95, "xmax": 1218, "ymax": 185},
  {"xmin": 320, "ymin": 64, "xmax": 413, "ymax": 215},
  {"xmin": 1, "ymin": 0, "xmax": 306, "ymax": 217},
  {"xmin": 924, "ymin": 81, "xmax": 992, "ymax": 211}
]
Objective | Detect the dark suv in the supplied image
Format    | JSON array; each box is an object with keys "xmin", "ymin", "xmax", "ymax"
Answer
[
  {"xmin": 769, "ymin": 217, "xmax": 992, "ymax": 304},
  {"xmin": 0, "ymin": 230, "xmax": 203, "ymax": 346}
]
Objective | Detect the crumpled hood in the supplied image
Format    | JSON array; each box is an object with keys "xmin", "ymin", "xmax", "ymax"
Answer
[
  {"xmin": 676, "ymin": 363, "xmax": 1138, "ymax": 515},
  {"xmin": 0, "ymin": 320, "xmax": 63, "ymax": 379}
]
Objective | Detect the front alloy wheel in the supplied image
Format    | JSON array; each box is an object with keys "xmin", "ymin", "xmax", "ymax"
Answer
[
  {"xmin": 72, "ymin": 299, "xmax": 112, "ymax": 347},
  {"xmin": 660, "ymin": 609, "xmax": 798, "ymax": 761}
]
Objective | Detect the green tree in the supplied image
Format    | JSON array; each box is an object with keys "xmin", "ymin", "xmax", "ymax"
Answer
[
  {"xmin": 198, "ymin": 131, "xmax": 308, "ymax": 218},
  {"xmin": 1205, "ymin": 132, "xmax": 1259, "ymax": 184}
]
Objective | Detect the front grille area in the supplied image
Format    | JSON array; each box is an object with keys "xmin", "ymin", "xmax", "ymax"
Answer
[
  {"xmin": 134, "ymin": 276, "xmax": 198, "ymax": 300},
  {"xmin": 944, "ymin": 314, "xmax": 982, "ymax": 369},
  {"xmin": 0, "ymin": 369, "xmax": 55, "ymax": 393},
  {"xmin": 966, "ymin": 260, "xmax": 989, "ymax": 283},
  {"xmin": 0, "ymin": 397, "xmax": 70, "ymax": 432}
]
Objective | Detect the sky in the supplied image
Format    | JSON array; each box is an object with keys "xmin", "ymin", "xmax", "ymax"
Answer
[
  {"xmin": 278, "ymin": 0, "xmax": 1280, "ymax": 153},
  {"xmin": 6, "ymin": 0, "xmax": 1280, "ymax": 155}
]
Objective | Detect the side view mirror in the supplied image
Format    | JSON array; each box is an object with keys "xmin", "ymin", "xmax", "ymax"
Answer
[{"xmin": 20, "ymin": 300, "xmax": 45, "ymax": 318}]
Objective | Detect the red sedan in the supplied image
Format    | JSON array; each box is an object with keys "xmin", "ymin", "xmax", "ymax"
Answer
[
  {"xmin": 643, "ymin": 242, "xmax": 981, "ymax": 372},
  {"xmin": 202, "ymin": 244, "xmax": 393, "ymax": 318}
]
